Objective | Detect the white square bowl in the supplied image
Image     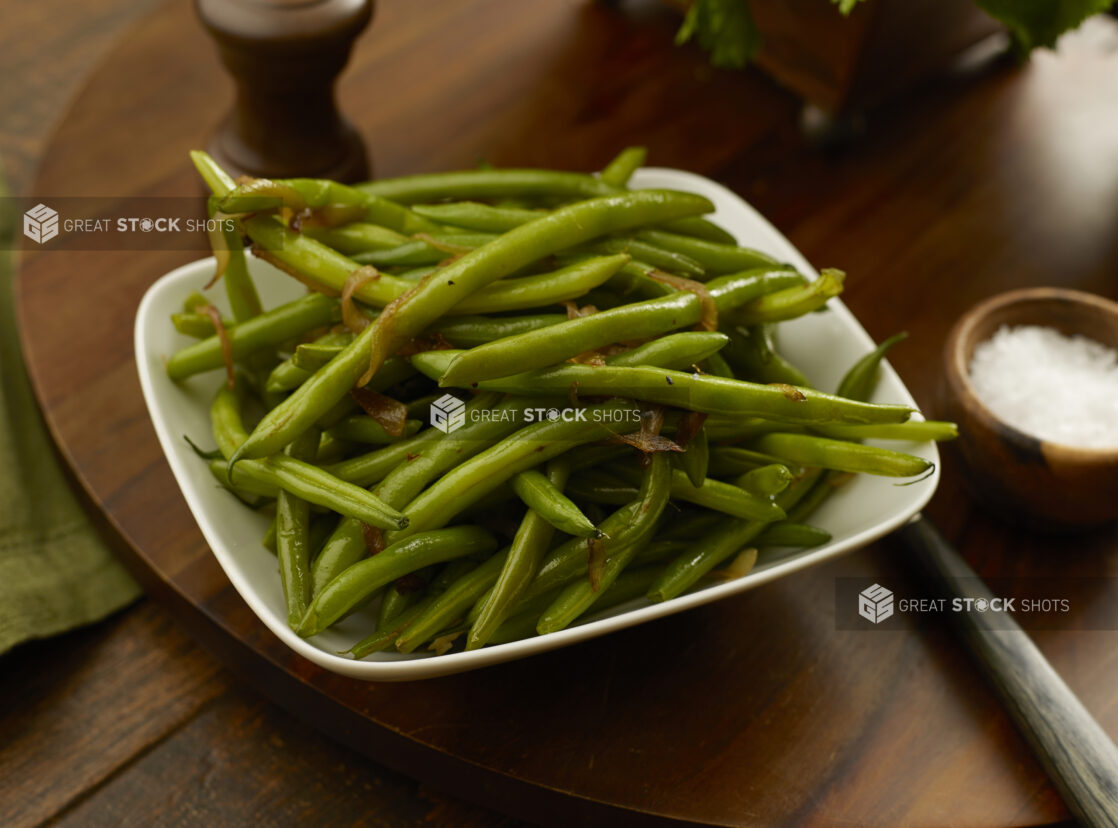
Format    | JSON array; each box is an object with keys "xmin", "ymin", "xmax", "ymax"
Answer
[{"xmin": 135, "ymin": 168, "xmax": 939, "ymax": 681}]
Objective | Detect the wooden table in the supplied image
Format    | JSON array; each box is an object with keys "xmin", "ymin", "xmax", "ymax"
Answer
[{"xmin": 8, "ymin": 1, "xmax": 1118, "ymax": 825}]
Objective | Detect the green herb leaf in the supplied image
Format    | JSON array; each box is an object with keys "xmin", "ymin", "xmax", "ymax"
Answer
[
  {"xmin": 976, "ymin": 0, "xmax": 1112, "ymax": 52},
  {"xmin": 675, "ymin": 0, "xmax": 760, "ymax": 69}
]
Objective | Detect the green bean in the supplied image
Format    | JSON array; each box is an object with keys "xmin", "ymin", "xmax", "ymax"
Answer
[
  {"xmin": 601, "ymin": 146, "xmax": 647, "ymax": 188},
  {"xmin": 308, "ymin": 514, "xmax": 340, "ymax": 556},
  {"xmin": 314, "ymin": 431, "xmax": 353, "ymax": 465},
  {"xmin": 481, "ymin": 592, "xmax": 560, "ymax": 646},
  {"xmin": 394, "ymin": 265, "xmax": 436, "ymax": 281},
  {"xmin": 209, "ymin": 456, "xmax": 405, "ymax": 530},
  {"xmin": 526, "ymin": 468, "xmax": 665, "ymax": 604},
  {"xmin": 431, "ymin": 314, "xmax": 567, "ymax": 348},
  {"xmin": 750, "ymin": 432, "xmax": 931, "ymax": 478},
  {"xmin": 268, "ymin": 362, "xmax": 311, "ymax": 395},
  {"xmin": 565, "ymin": 469, "xmax": 637, "ymax": 505},
  {"xmin": 302, "ymin": 223, "xmax": 409, "ymax": 255},
  {"xmin": 350, "ymin": 560, "xmax": 475, "ymax": 657},
  {"xmin": 441, "ymin": 293, "xmax": 696, "ymax": 384},
  {"xmin": 421, "ymin": 200, "xmax": 738, "ymax": 248},
  {"xmin": 754, "ymin": 521, "xmax": 831, "ymax": 549},
  {"xmin": 836, "ymin": 332, "xmax": 908, "ymax": 401},
  {"xmin": 477, "ymin": 512, "xmax": 687, "ymax": 620},
  {"xmin": 402, "ymin": 394, "xmax": 437, "ymax": 418},
  {"xmin": 376, "ymin": 567, "xmax": 432, "ymax": 632},
  {"xmin": 784, "ymin": 470, "xmax": 852, "ymax": 525},
  {"xmin": 487, "ymin": 564, "xmax": 662, "ymax": 646},
  {"xmin": 265, "ymin": 330, "xmax": 354, "ymax": 392},
  {"xmin": 298, "ymin": 526, "xmax": 497, "ymax": 636},
  {"xmin": 754, "ymin": 325, "xmax": 810, "ymax": 386},
  {"xmin": 263, "ymin": 520, "xmax": 277, "ymax": 552},
  {"xmin": 606, "ymin": 332, "xmax": 729, "ymax": 371},
  {"xmin": 190, "ymin": 151, "xmax": 263, "ymax": 322},
  {"xmin": 676, "ymin": 425, "xmax": 709, "ymax": 487},
  {"xmin": 635, "ymin": 229, "xmax": 778, "ymax": 275},
  {"xmin": 191, "ymin": 151, "xmax": 238, "ymax": 199},
  {"xmin": 361, "ymin": 357, "xmax": 415, "ymax": 392},
  {"xmin": 728, "ymin": 269, "xmax": 844, "ymax": 326},
  {"xmin": 467, "ymin": 460, "xmax": 570, "ymax": 650},
  {"xmin": 648, "ymin": 468, "xmax": 823, "ymax": 601},
  {"xmin": 214, "ymin": 222, "xmax": 263, "ymax": 324},
  {"xmin": 563, "ymin": 443, "xmax": 631, "ymax": 473},
  {"xmin": 325, "ymin": 417, "xmax": 422, "ymax": 444},
  {"xmin": 209, "ymin": 387, "xmax": 406, "ymax": 530},
  {"xmin": 167, "ymin": 293, "xmax": 339, "ymax": 381},
  {"xmin": 182, "ymin": 292, "xmax": 211, "ymax": 313},
  {"xmin": 591, "ymin": 237, "xmax": 705, "ymax": 278},
  {"xmin": 438, "ymin": 267, "xmax": 802, "ymax": 383},
  {"xmin": 448, "ymin": 255, "xmax": 629, "ymax": 315},
  {"xmin": 233, "ymin": 190, "xmax": 713, "ymax": 462},
  {"xmin": 171, "ymin": 311, "xmax": 232, "ymax": 339},
  {"xmin": 703, "ymin": 351, "xmax": 735, "ymax": 379},
  {"xmin": 210, "ymin": 385, "xmax": 254, "ymax": 459},
  {"xmin": 385, "ymin": 399, "xmax": 643, "ymax": 544},
  {"xmin": 216, "ymin": 172, "xmax": 444, "ymax": 236},
  {"xmin": 354, "ymin": 233, "xmax": 498, "ymax": 267},
  {"xmin": 310, "ymin": 519, "xmax": 369, "ymax": 597},
  {"xmin": 734, "ymin": 463, "xmax": 794, "ymax": 498},
  {"xmin": 396, "ymin": 550, "xmax": 515, "ymax": 653},
  {"xmin": 355, "ymin": 168, "xmax": 730, "ymax": 242},
  {"xmin": 353, "ymin": 602, "xmax": 427, "ymax": 656},
  {"xmin": 767, "ymin": 333, "xmax": 915, "ymax": 530},
  {"xmin": 357, "ymin": 168, "xmax": 619, "ymax": 204},
  {"xmin": 241, "ymin": 217, "xmax": 419, "ymax": 306},
  {"xmin": 722, "ymin": 324, "xmax": 810, "ymax": 386},
  {"xmin": 703, "ymin": 417, "xmax": 785, "ymax": 442},
  {"xmin": 266, "ymin": 359, "xmax": 318, "ymax": 398},
  {"xmin": 609, "ymin": 463, "xmax": 785, "ymax": 521},
  {"xmin": 707, "ymin": 448, "xmax": 789, "ymax": 476},
  {"xmin": 371, "ymin": 393, "xmax": 526, "ymax": 511},
  {"xmin": 292, "ymin": 337, "xmax": 353, "ymax": 371},
  {"xmin": 537, "ymin": 452, "xmax": 671, "ymax": 633},
  {"xmin": 312, "ymin": 393, "xmax": 509, "ymax": 592},
  {"xmin": 412, "ymin": 202, "xmax": 547, "ymax": 232},
  {"xmin": 316, "ymin": 394, "xmax": 359, "ymax": 429},
  {"xmin": 209, "ymin": 459, "xmax": 279, "ymax": 499},
  {"xmin": 276, "ymin": 428, "xmax": 318, "ymax": 628},
  {"xmin": 322, "ymin": 428, "xmax": 441, "ymax": 487},
  {"xmin": 352, "ymin": 597, "xmax": 428, "ymax": 657},
  {"xmin": 599, "ymin": 259, "xmax": 677, "ymax": 298},
  {"xmin": 511, "ymin": 467, "xmax": 600, "ymax": 539},
  {"xmin": 659, "ymin": 509, "xmax": 724, "ymax": 541},
  {"xmin": 415, "ymin": 352, "xmax": 913, "ymax": 425},
  {"xmin": 812, "ymin": 421, "xmax": 958, "ymax": 442}
]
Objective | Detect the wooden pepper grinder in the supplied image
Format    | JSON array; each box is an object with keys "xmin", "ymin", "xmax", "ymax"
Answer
[{"xmin": 196, "ymin": 0, "xmax": 373, "ymax": 183}]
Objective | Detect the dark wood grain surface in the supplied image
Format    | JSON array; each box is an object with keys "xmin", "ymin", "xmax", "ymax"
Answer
[{"xmin": 10, "ymin": 0, "xmax": 1118, "ymax": 825}]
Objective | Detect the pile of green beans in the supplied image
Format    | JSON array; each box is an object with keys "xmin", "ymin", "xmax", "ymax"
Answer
[{"xmin": 171, "ymin": 148, "xmax": 955, "ymax": 658}]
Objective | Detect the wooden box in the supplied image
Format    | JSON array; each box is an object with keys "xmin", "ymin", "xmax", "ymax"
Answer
[{"xmin": 751, "ymin": 0, "xmax": 1003, "ymax": 114}]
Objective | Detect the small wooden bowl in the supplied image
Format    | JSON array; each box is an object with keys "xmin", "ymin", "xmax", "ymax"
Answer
[{"xmin": 943, "ymin": 287, "xmax": 1118, "ymax": 529}]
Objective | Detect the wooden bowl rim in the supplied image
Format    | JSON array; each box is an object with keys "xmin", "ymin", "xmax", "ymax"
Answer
[{"xmin": 945, "ymin": 287, "xmax": 1118, "ymax": 463}]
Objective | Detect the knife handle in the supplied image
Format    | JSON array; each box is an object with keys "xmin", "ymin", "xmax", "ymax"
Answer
[{"xmin": 899, "ymin": 517, "xmax": 1118, "ymax": 828}]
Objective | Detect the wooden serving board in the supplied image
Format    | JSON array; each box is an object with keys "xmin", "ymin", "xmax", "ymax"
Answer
[{"xmin": 17, "ymin": 1, "xmax": 1118, "ymax": 824}]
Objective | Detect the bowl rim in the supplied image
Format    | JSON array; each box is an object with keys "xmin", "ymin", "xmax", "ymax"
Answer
[{"xmin": 944, "ymin": 286, "xmax": 1118, "ymax": 462}]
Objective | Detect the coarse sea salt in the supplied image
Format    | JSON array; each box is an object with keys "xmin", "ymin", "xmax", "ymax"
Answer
[{"xmin": 968, "ymin": 325, "xmax": 1118, "ymax": 449}]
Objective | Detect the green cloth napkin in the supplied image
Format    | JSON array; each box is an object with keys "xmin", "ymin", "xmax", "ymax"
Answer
[{"xmin": 0, "ymin": 181, "xmax": 141, "ymax": 655}]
